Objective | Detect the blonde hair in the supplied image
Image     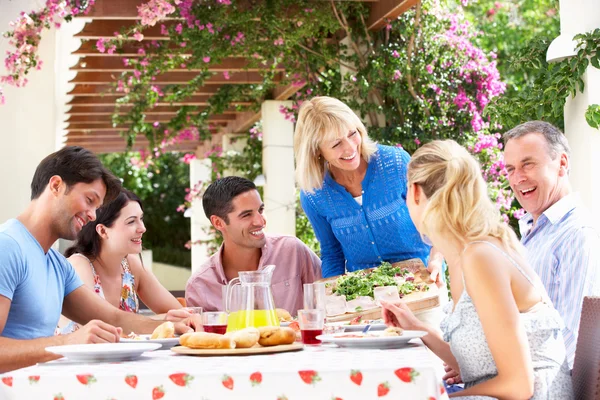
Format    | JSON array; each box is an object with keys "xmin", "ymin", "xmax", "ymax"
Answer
[
  {"xmin": 408, "ymin": 140, "xmax": 520, "ymax": 251},
  {"xmin": 294, "ymin": 96, "xmax": 378, "ymax": 192}
]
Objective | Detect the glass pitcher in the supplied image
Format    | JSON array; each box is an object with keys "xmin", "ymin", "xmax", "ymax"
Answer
[{"xmin": 225, "ymin": 265, "xmax": 280, "ymax": 332}]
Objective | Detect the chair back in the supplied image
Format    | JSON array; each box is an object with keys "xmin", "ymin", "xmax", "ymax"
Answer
[{"xmin": 572, "ymin": 296, "xmax": 600, "ymax": 400}]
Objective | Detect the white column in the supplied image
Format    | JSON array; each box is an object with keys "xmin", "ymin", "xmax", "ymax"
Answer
[
  {"xmin": 190, "ymin": 158, "xmax": 213, "ymax": 274},
  {"xmin": 0, "ymin": 3, "xmax": 59, "ymax": 223},
  {"xmin": 261, "ymin": 100, "xmax": 296, "ymax": 236},
  {"xmin": 548, "ymin": 0, "xmax": 600, "ymax": 230}
]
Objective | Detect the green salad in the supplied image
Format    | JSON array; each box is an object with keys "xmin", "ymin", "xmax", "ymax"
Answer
[{"xmin": 333, "ymin": 262, "xmax": 428, "ymax": 301}]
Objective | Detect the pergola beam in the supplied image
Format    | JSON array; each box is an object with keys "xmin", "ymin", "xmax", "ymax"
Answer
[
  {"xmin": 67, "ymin": 84, "xmax": 223, "ymax": 96},
  {"xmin": 66, "ymin": 105, "xmax": 241, "ymax": 114},
  {"xmin": 69, "ymin": 71, "xmax": 281, "ymax": 84},
  {"xmin": 75, "ymin": 20, "xmax": 174, "ymax": 40},
  {"xmin": 226, "ymin": 82, "xmax": 305, "ymax": 133},
  {"xmin": 66, "ymin": 114, "xmax": 236, "ymax": 123},
  {"xmin": 367, "ymin": 0, "xmax": 419, "ymax": 31},
  {"xmin": 71, "ymin": 57, "xmax": 283, "ymax": 72}
]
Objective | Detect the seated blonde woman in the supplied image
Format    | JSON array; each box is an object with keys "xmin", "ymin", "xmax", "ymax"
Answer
[
  {"xmin": 380, "ymin": 140, "xmax": 572, "ymax": 399},
  {"xmin": 58, "ymin": 189, "xmax": 186, "ymax": 334}
]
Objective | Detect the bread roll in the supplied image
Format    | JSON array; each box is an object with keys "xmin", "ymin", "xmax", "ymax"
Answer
[
  {"xmin": 151, "ymin": 321, "xmax": 175, "ymax": 339},
  {"xmin": 228, "ymin": 327, "xmax": 260, "ymax": 348},
  {"xmin": 258, "ymin": 326, "xmax": 296, "ymax": 346},
  {"xmin": 179, "ymin": 332, "xmax": 236, "ymax": 349},
  {"xmin": 276, "ymin": 308, "xmax": 292, "ymax": 322}
]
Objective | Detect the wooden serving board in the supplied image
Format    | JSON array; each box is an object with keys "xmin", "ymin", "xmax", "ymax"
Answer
[
  {"xmin": 319, "ymin": 258, "xmax": 441, "ymax": 323},
  {"xmin": 171, "ymin": 342, "xmax": 304, "ymax": 356}
]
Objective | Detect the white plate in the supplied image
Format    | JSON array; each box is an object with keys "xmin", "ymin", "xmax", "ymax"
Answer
[
  {"xmin": 120, "ymin": 335, "xmax": 181, "ymax": 349},
  {"xmin": 45, "ymin": 343, "xmax": 162, "ymax": 362},
  {"xmin": 317, "ymin": 330, "xmax": 427, "ymax": 349},
  {"xmin": 326, "ymin": 320, "xmax": 387, "ymax": 332}
]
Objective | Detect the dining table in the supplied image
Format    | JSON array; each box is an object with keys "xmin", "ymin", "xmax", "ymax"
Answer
[{"xmin": 0, "ymin": 339, "xmax": 449, "ymax": 400}]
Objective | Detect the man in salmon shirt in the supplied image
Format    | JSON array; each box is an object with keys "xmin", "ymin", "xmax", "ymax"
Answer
[{"xmin": 185, "ymin": 176, "xmax": 322, "ymax": 316}]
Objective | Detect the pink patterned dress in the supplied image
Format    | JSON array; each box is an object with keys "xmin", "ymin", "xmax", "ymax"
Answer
[{"xmin": 58, "ymin": 254, "xmax": 140, "ymax": 334}]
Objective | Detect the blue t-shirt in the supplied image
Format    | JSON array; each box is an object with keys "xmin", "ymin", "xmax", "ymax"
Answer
[{"xmin": 0, "ymin": 219, "xmax": 83, "ymax": 339}]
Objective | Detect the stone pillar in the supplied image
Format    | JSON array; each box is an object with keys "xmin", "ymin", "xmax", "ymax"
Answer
[
  {"xmin": 190, "ymin": 158, "xmax": 213, "ymax": 274},
  {"xmin": 547, "ymin": 0, "xmax": 600, "ymax": 230},
  {"xmin": 261, "ymin": 100, "xmax": 296, "ymax": 236}
]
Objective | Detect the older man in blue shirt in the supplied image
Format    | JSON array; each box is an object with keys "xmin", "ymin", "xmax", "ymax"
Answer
[{"xmin": 503, "ymin": 121, "xmax": 600, "ymax": 369}]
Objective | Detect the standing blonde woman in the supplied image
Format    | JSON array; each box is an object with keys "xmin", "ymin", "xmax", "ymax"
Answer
[
  {"xmin": 294, "ymin": 96, "xmax": 444, "ymax": 280},
  {"xmin": 380, "ymin": 140, "xmax": 572, "ymax": 399}
]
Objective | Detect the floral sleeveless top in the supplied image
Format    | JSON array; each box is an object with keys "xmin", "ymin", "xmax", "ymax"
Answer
[{"xmin": 57, "ymin": 254, "xmax": 139, "ymax": 334}]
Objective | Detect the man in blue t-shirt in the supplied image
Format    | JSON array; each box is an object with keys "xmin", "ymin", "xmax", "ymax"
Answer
[{"xmin": 0, "ymin": 146, "xmax": 200, "ymax": 373}]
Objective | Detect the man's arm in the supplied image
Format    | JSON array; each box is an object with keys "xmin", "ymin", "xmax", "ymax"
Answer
[
  {"xmin": 0, "ymin": 295, "xmax": 122, "ymax": 373},
  {"xmin": 554, "ymin": 226, "xmax": 600, "ymax": 365},
  {"xmin": 62, "ymin": 285, "xmax": 200, "ymax": 335}
]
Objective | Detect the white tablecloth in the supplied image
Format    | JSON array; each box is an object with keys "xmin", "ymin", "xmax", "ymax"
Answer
[{"xmin": 0, "ymin": 341, "xmax": 449, "ymax": 400}]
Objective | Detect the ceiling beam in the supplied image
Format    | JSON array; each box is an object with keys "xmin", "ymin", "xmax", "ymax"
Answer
[
  {"xmin": 367, "ymin": 0, "xmax": 418, "ymax": 31},
  {"xmin": 66, "ymin": 114, "xmax": 236, "ymax": 123},
  {"xmin": 67, "ymin": 99, "xmax": 252, "ymax": 107},
  {"xmin": 65, "ymin": 141, "xmax": 201, "ymax": 154},
  {"xmin": 77, "ymin": 0, "xmax": 379, "ymax": 20},
  {"xmin": 69, "ymin": 94, "xmax": 211, "ymax": 106},
  {"xmin": 68, "ymin": 83, "xmax": 223, "ymax": 96},
  {"xmin": 69, "ymin": 71, "xmax": 281, "ymax": 84},
  {"xmin": 225, "ymin": 82, "xmax": 304, "ymax": 134},
  {"xmin": 71, "ymin": 56, "xmax": 282, "ymax": 72},
  {"xmin": 67, "ymin": 121, "xmax": 227, "ymax": 130},
  {"xmin": 75, "ymin": 20, "xmax": 174, "ymax": 40},
  {"xmin": 66, "ymin": 105, "xmax": 241, "ymax": 114}
]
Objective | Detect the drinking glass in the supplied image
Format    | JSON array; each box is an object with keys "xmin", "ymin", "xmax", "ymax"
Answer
[
  {"xmin": 298, "ymin": 309, "xmax": 325, "ymax": 345},
  {"xmin": 202, "ymin": 311, "xmax": 228, "ymax": 335},
  {"xmin": 303, "ymin": 282, "xmax": 326, "ymax": 312},
  {"xmin": 183, "ymin": 307, "xmax": 204, "ymax": 315}
]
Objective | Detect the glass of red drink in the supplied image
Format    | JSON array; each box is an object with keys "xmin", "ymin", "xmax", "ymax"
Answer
[
  {"xmin": 298, "ymin": 309, "xmax": 325, "ymax": 345},
  {"xmin": 202, "ymin": 311, "xmax": 228, "ymax": 335}
]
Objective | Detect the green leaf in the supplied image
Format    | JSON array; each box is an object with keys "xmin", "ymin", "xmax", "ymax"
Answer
[{"xmin": 585, "ymin": 104, "xmax": 600, "ymax": 129}]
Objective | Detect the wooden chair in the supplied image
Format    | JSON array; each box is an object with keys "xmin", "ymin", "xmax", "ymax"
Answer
[{"xmin": 572, "ymin": 296, "xmax": 600, "ymax": 400}]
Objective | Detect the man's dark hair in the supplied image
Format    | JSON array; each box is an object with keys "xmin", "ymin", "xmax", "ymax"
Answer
[
  {"xmin": 65, "ymin": 189, "xmax": 143, "ymax": 259},
  {"xmin": 202, "ymin": 176, "xmax": 257, "ymax": 224},
  {"xmin": 30, "ymin": 146, "xmax": 121, "ymax": 203}
]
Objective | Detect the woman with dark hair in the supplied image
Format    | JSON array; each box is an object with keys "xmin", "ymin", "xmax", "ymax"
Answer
[{"xmin": 58, "ymin": 189, "xmax": 184, "ymax": 334}]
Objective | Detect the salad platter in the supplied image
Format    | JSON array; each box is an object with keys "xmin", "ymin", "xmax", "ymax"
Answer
[{"xmin": 319, "ymin": 258, "xmax": 440, "ymax": 323}]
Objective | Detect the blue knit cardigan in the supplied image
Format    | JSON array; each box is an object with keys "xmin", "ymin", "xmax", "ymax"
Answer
[{"xmin": 300, "ymin": 144, "xmax": 431, "ymax": 278}]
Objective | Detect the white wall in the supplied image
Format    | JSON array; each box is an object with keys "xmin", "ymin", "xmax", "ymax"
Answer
[
  {"xmin": 0, "ymin": 1, "xmax": 59, "ymax": 223},
  {"xmin": 0, "ymin": 3, "xmax": 85, "ymax": 224}
]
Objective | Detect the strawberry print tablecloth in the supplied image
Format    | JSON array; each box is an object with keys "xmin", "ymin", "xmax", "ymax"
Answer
[{"xmin": 0, "ymin": 341, "xmax": 449, "ymax": 400}]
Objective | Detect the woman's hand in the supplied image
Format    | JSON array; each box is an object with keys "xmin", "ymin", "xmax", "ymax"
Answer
[
  {"xmin": 443, "ymin": 363, "xmax": 463, "ymax": 385},
  {"xmin": 165, "ymin": 308, "xmax": 193, "ymax": 322},
  {"xmin": 173, "ymin": 313, "xmax": 204, "ymax": 335},
  {"xmin": 427, "ymin": 247, "xmax": 445, "ymax": 288},
  {"xmin": 380, "ymin": 300, "xmax": 426, "ymax": 332}
]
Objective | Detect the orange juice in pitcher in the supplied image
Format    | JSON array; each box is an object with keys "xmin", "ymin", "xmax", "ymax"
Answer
[
  {"xmin": 226, "ymin": 309, "xmax": 279, "ymax": 332},
  {"xmin": 225, "ymin": 265, "xmax": 279, "ymax": 332}
]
